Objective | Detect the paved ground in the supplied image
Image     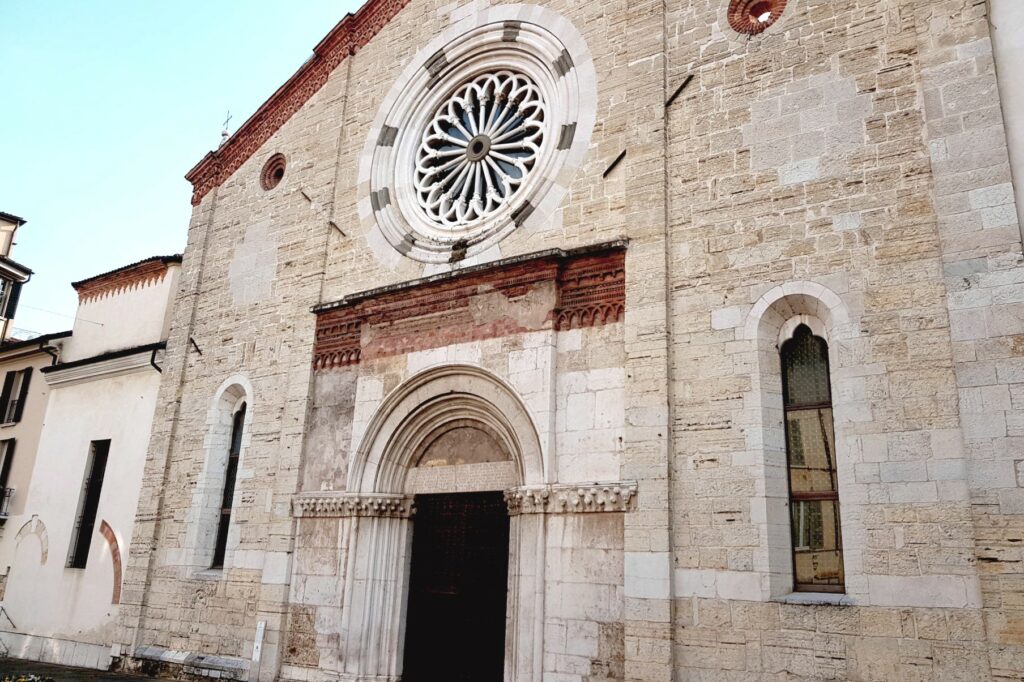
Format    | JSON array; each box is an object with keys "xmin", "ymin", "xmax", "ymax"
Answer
[{"xmin": 0, "ymin": 659, "xmax": 153, "ymax": 681}]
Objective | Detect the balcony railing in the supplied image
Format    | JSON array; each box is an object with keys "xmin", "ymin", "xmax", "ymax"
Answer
[{"xmin": 0, "ymin": 487, "xmax": 12, "ymax": 519}]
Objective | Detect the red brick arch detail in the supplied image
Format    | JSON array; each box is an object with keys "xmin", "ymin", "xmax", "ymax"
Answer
[
  {"xmin": 185, "ymin": 0, "xmax": 412, "ymax": 206},
  {"xmin": 99, "ymin": 520, "xmax": 122, "ymax": 605}
]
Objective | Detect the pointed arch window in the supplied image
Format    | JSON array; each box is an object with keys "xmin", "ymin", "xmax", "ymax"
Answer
[
  {"xmin": 212, "ymin": 402, "xmax": 246, "ymax": 569},
  {"xmin": 781, "ymin": 324, "xmax": 844, "ymax": 592}
]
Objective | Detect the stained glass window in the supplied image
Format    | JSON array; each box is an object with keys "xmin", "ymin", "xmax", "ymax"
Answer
[{"xmin": 781, "ymin": 324, "xmax": 844, "ymax": 591}]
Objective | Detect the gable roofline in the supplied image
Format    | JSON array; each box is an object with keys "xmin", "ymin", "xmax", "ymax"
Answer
[
  {"xmin": 0, "ymin": 212, "xmax": 26, "ymax": 226},
  {"xmin": 185, "ymin": 0, "xmax": 412, "ymax": 207}
]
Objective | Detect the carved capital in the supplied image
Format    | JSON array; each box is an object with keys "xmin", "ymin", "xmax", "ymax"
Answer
[
  {"xmin": 505, "ymin": 482, "xmax": 638, "ymax": 515},
  {"xmin": 292, "ymin": 492, "xmax": 415, "ymax": 518}
]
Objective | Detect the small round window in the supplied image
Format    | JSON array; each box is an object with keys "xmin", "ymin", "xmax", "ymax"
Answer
[
  {"xmin": 260, "ymin": 153, "xmax": 286, "ymax": 190},
  {"xmin": 728, "ymin": 0, "xmax": 787, "ymax": 35}
]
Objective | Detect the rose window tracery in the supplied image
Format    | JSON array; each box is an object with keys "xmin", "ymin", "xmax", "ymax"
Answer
[
  {"xmin": 415, "ymin": 71, "xmax": 546, "ymax": 228},
  {"xmin": 360, "ymin": 11, "xmax": 596, "ymax": 264}
]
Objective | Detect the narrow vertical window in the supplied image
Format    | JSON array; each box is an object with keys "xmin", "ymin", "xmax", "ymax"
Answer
[
  {"xmin": 0, "ymin": 439, "xmax": 15, "ymax": 518},
  {"xmin": 781, "ymin": 324, "xmax": 844, "ymax": 592},
  {"xmin": 212, "ymin": 403, "xmax": 245, "ymax": 569},
  {"xmin": 68, "ymin": 440, "xmax": 110, "ymax": 569}
]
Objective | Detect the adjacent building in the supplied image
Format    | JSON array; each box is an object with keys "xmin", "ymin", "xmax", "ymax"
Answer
[{"xmin": 0, "ymin": 254, "xmax": 181, "ymax": 669}]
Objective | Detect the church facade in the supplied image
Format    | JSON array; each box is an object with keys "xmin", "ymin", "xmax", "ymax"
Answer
[{"xmin": 117, "ymin": 1, "xmax": 1024, "ymax": 680}]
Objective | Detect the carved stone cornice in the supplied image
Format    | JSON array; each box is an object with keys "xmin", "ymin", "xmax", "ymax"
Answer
[
  {"xmin": 292, "ymin": 492, "xmax": 415, "ymax": 518},
  {"xmin": 504, "ymin": 482, "xmax": 638, "ymax": 515}
]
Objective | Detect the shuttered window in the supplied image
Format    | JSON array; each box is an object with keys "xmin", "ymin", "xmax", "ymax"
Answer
[{"xmin": 0, "ymin": 367, "xmax": 32, "ymax": 424}]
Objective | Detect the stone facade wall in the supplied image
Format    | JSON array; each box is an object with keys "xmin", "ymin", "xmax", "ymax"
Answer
[
  {"xmin": 666, "ymin": 0, "xmax": 1024, "ymax": 679},
  {"xmin": 116, "ymin": 0, "xmax": 1024, "ymax": 680}
]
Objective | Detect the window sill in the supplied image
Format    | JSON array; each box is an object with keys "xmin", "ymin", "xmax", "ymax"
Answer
[
  {"xmin": 0, "ymin": 422, "xmax": 16, "ymax": 429},
  {"xmin": 775, "ymin": 592, "xmax": 853, "ymax": 606},
  {"xmin": 193, "ymin": 568, "xmax": 224, "ymax": 581}
]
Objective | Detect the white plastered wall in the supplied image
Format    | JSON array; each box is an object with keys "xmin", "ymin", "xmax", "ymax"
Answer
[
  {"xmin": 1, "ymin": 369, "xmax": 161, "ymax": 657},
  {"xmin": 64, "ymin": 267, "xmax": 180, "ymax": 363}
]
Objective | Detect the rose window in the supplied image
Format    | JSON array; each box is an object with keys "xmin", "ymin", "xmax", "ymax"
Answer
[{"xmin": 414, "ymin": 71, "xmax": 546, "ymax": 228}]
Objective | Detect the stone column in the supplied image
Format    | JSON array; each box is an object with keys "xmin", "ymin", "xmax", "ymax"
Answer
[{"xmin": 294, "ymin": 492, "xmax": 414, "ymax": 682}]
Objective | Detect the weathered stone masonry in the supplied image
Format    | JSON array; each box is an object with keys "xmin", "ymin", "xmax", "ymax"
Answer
[{"xmin": 115, "ymin": 0, "xmax": 1024, "ymax": 680}]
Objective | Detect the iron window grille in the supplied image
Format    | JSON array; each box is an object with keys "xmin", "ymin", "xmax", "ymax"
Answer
[
  {"xmin": 67, "ymin": 440, "xmax": 110, "ymax": 569},
  {"xmin": 0, "ymin": 487, "xmax": 13, "ymax": 519},
  {"xmin": 212, "ymin": 403, "xmax": 246, "ymax": 569}
]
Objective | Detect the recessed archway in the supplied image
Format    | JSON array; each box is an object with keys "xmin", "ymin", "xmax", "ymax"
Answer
[{"xmin": 337, "ymin": 364, "xmax": 546, "ymax": 682}]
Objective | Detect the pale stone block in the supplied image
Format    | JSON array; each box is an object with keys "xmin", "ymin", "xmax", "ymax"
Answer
[
  {"xmin": 779, "ymin": 158, "xmax": 821, "ymax": 185},
  {"xmin": 262, "ymin": 551, "xmax": 290, "ymax": 585},
  {"xmin": 624, "ymin": 552, "xmax": 671, "ymax": 599},
  {"xmin": 564, "ymin": 620, "xmax": 599, "ymax": 658},
  {"xmin": 715, "ymin": 570, "xmax": 763, "ymax": 601},
  {"xmin": 927, "ymin": 458, "xmax": 966, "ymax": 482},
  {"xmin": 998, "ymin": 488, "xmax": 1024, "ymax": 514},
  {"xmin": 868, "ymin": 575, "xmax": 981, "ymax": 608},
  {"xmin": 888, "ymin": 481, "xmax": 939, "ymax": 504},
  {"xmin": 565, "ymin": 392, "xmax": 595, "ymax": 431},
  {"xmin": 962, "ymin": 412, "xmax": 1007, "ymax": 439},
  {"xmin": 593, "ymin": 388, "xmax": 623, "ymax": 429},
  {"xmin": 557, "ymin": 328, "xmax": 582, "ymax": 352},
  {"xmin": 860, "ymin": 433, "xmax": 889, "ymax": 463},
  {"xmin": 968, "ymin": 182, "xmax": 1014, "ymax": 210},
  {"xmin": 880, "ymin": 461, "xmax": 928, "ymax": 483},
  {"xmin": 832, "ymin": 212, "xmax": 863, "ymax": 231},
  {"xmin": 406, "ymin": 347, "xmax": 447, "ymax": 374},
  {"xmin": 711, "ymin": 306, "xmax": 745, "ymax": 330},
  {"xmin": 673, "ymin": 568, "xmax": 717, "ymax": 599},
  {"xmin": 586, "ymin": 368, "xmax": 624, "ymax": 391}
]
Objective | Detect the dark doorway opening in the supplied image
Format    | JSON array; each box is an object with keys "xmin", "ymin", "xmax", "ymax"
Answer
[{"xmin": 402, "ymin": 491, "xmax": 510, "ymax": 682}]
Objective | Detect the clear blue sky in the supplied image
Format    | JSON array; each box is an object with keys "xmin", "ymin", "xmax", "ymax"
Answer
[{"xmin": 0, "ymin": 1, "xmax": 363, "ymax": 337}]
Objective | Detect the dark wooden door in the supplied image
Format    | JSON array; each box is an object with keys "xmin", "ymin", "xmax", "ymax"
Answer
[{"xmin": 402, "ymin": 492, "xmax": 510, "ymax": 682}]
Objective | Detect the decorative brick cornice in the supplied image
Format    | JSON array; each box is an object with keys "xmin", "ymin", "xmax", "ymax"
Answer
[
  {"xmin": 504, "ymin": 482, "xmax": 639, "ymax": 515},
  {"xmin": 72, "ymin": 255, "xmax": 182, "ymax": 303},
  {"xmin": 292, "ymin": 492, "xmax": 415, "ymax": 518},
  {"xmin": 555, "ymin": 251, "xmax": 626, "ymax": 331},
  {"xmin": 185, "ymin": 0, "xmax": 412, "ymax": 206},
  {"xmin": 312, "ymin": 242, "xmax": 627, "ymax": 370}
]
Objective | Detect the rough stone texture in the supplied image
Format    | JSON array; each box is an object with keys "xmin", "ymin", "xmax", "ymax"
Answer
[{"xmin": 115, "ymin": 0, "xmax": 1024, "ymax": 680}]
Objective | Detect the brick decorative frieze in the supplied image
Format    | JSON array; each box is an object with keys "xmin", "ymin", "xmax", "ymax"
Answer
[
  {"xmin": 72, "ymin": 255, "xmax": 182, "ymax": 304},
  {"xmin": 185, "ymin": 0, "xmax": 412, "ymax": 206},
  {"xmin": 292, "ymin": 492, "xmax": 415, "ymax": 518},
  {"xmin": 555, "ymin": 251, "xmax": 627, "ymax": 331},
  {"xmin": 312, "ymin": 242, "xmax": 626, "ymax": 369},
  {"xmin": 312, "ymin": 318, "xmax": 361, "ymax": 370},
  {"xmin": 504, "ymin": 482, "xmax": 638, "ymax": 515}
]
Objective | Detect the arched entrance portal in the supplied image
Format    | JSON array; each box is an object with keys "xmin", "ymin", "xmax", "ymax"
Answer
[{"xmin": 338, "ymin": 365, "xmax": 545, "ymax": 682}]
